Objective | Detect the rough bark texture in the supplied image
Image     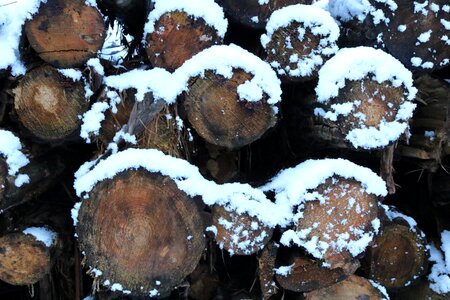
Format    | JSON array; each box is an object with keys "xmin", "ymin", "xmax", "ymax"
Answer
[
  {"xmin": 217, "ymin": 0, "xmax": 311, "ymax": 29},
  {"xmin": 145, "ymin": 11, "xmax": 222, "ymax": 71},
  {"xmin": 304, "ymin": 275, "xmax": 384, "ymax": 300},
  {"xmin": 275, "ymin": 256, "xmax": 348, "ymax": 293},
  {"xmin": 296, "ymin": 177, "xmax": 378, "ymax": 271},
  {"xmin": 25, "ymin": 0, "xmax": 106, "ymax": 68},
  {"xmin": 13, "ymin": 65, "xmax": 88, "ymax": 142},
  {"xmin": 212, "ymin": 205, "xmax": 272, "ymax": 255},
  {"xmin": 258, "ymin": 242, "xmax": 278, "ymax": 299},
  {"xmin": 183, "ymin": 69, "xmax": 277, "ymax": 149},
  {"xmin": 0, "ymin": 232, "xmax": 55, "ymax": 286},
  {"xmin": 371, "ymin": 0, "xmax": 450, "ymax": 71},
  {"xmin": 363, "ymin": 224, "xmax": 428, "ymax": 290},
  {"xmin": 76, "ymin": 169, "xmax": 205, "ymax": 296}
]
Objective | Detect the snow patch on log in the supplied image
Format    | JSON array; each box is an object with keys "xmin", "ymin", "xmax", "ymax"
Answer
[
  {"xmin": 429, "ymin": 230, "xmax": 450, "ymax": 294},
  {"xmin": 0, "ymin": 129, "xmax": 30, "ymax": 187},
  {"xmin": 144, "ymin": 0, "xmax": 228, "ymax": 38},
  {"xmin": 260, "ymin": 4, "xmax": 339, "ymax": 78},
  {"xmin": 328, "ymin": 0, "xmax": 396, "ymax": 24},
  {"xmin": 23, "ymin": 227, "xmax": 57, "ymax": 247},
  {"xmin": 315, "ymin": 47, "xmax": 417, "ymax": 149},
  {"xmin": 369, "ymin": 280, "xmax": 390, "ymax": 300},
  {"xmin": 0, "ymin": 0, "xmax": 45, "ymax": 75},
  {"xmin": 100, "ymin": 21, "xmax": 134, "ymax": 64},
  {"xmin": 104, "ymin": 45, "xmax": 282, "ymax": 105}
]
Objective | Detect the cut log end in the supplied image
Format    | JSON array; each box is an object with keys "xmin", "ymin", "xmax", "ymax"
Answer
[
  {"xmin": 76, "ymin": 169, "xmax": 205, "ymax": 296},
  {"xmin": 213, "ymin": 205, "xmax": 272, "ymax": 255},
  {"xmin": 14, "ymin": 65, "xmax": 88, "ymax": 141},
  {"xmin": 297, "ymin": 177, "xmax": 379, "ymax": 270},
  {"xmin": 364, "ymin": 224, "xmax": 428, "ymax": 290},
  {"xmin": 0, "ymin": 232, "xmax": 53, "ymax": 286},
  {"xmin": 275, "ymin": 256, "xmax": 348, "ymax": 293},
  {"xmin": 145, "ymin": 11, "xmax": 222, "ymax": 71},
  {"xmin": 183, "ymin": 69, "xmax": 277, "ymax": 149},
  {"xmin": 304, "ymin": 275, "xmax": 384, "ymax": 300},
  {"xmin": 25, "ymin": 0, "xmax": 106, "ymax": 68}
]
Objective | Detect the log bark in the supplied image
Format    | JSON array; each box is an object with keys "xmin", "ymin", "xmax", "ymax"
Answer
[
  {"xmin": 362, "ymin": 224, "xmax": 428, "ymax": 290},
  {"xmin": 24, "ymin": 0, "xmax": 106, "ymax": 68},
  {"xmin": 275, "ymin": 255, "xmax": 348, "ymax": 293},
  {"xmin": 0, "ymin": 230, "xmax": 57, "ymax": 286},
  {"xmin": 304, "ymin": 275, "xmax": 384, "ymax": 300},
  {"xmin": 371, "ymin": 0, "xmax": 450, "ymax": 71},
  {"xmin": 258, "ymin": 242, "xmax": 278, "ymax": 299},
  {"xmin": 183, "ymin": 69, "xmax": 277, "ymax": 149},
  {"xmin": 217, "ymin": 0, "xmax": 311, "ymax": 29},
  {"xmin": 13, "ymin": 65, "xmax": 89, "ymax": 142},
  {"xmin": 76, "ymin": 169, "xmax": 205, "ymax": 296},
  {"xmin": 212, "ymin": 205, "xmax": 272, "ymax": 255},
  {"xmin": 296, "ymin": 176, "xmax": 378, "ymax": 272},
  {"xmin": 145, "ymin": 11, "xmax": 223, "ymax": 71}
]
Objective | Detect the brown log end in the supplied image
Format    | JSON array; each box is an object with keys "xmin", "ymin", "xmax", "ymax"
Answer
[
  {"xmin": 217, "ymin": 0, "xmax": 311, "ymax": 29},
  {"xmin": 183, "ymin": 69, "xmax": 277, "ymax": 149},
  {"xmin": 364, "ymin": 224, "xmax": 428, "ymax": 290},
  {"xmin": 0, "ymin": 232, "xmax": 53, "ymax": 285},
  {"xmin": 304, "ymin": 275, "xmax": 384, "ymax": 300},
  {"xmin": 258, "ymin": 242, "xmax": 278, "ymax": 299},
  {"xmin": 76, "ymin": 169, "xmax": 205, "ymax": 296},
  {"xmin": 331, "ymin": 79, "xmax": 406, "ymax": 139},
  {"xmin": 372, "ymin": 0, "xmax": 450, "ymax": 71},
  {"xmin": 145, "ymin": 11, "xmax": 222, "ymax": 71},
  {"xmin": 275, "ymin": 256, "xmax": 348, "ymax": 293},
  {"xmin": 212, "ymin": 205, "xmax": 272, "ymax": 255},
  {"xmin": 13, "ymin": 65, "xmax": 88, "ymax": 142},
  {"xmin": 297, "ymin": 177, "xmax": 378, "ymax": 270},
  {"xmin": 264, "ymin": 21, "xmax": 334, "ymax": 82},
  {"xmin": 24, "ymin": 0, "xmax": 106, "ymax": 68}
]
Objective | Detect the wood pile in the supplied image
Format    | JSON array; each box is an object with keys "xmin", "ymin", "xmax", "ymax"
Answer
[{"xmin": 0, "ymin": 0, "xmax": 449, "ymax": 299}]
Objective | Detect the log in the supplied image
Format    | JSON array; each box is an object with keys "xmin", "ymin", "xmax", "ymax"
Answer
[
  {"xmin": 275, "ymin": 255, "xmax": 347, "ymax": 293},
  {"xmin": 362, "ymin": 223, "xmax": 428, "ymax": 290},
  {"xmin": 183, "ymin": 69, "xmax": 277, "ymax": 149},
  {"xmin": 296, "ymin": 176, "xmax": 378, "ymax": 271},
  {"xmin": 212, "ymin": 205, "xmax": 272, "ymax": 255},
  {"xmin": 258, "ymin": 242, "xmax": 278, "ymax": 299},
  {"xmin": 304, "ymin": 275, "xmax": 385, "ymax": 300},
  {"xmin": 0, "ymin": 228, "xmax": 57, "ymax": 286},
  {"xmin": 396, "ymin": 278, "xmax": 449, "ymax": 300},
  {"xmin": 24, "ymin": 0, "xmax": 106, "ymax": 68},
  {"xmin": 145, "ymin": 11, "xmax": 223, "ymax": 71},
  {"xmin": 13, "ymin": 65, "xmax": 89, "ymax": 142},
  {"xmin": 261, "ymin": 4, "xmax": 339, "ymax": 82},
  {"xmin": 370, "ymin": 0, "xmax": 450, "ymax": 71},
  {"xmin": 76, "ymin": 169, "xmax": 205, "ymax": 296},
  {"xmin": 217, "ymin": 0, "xmax": 311, "ymax": 29}
]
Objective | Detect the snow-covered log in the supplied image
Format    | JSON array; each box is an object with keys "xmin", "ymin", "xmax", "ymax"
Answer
[
  {"xmin": 144, "ymin": 0, "xmax": 227, "ymax": 71},
  {"xmin": 0, "ymin": 227, "xmax": 58, "ymax": 285},
  {"xmin": 24, "ymin": 0, "xmax": 106, "ymax": 68},
  {"xmin": 13, "ymin": 65, "xmax": 89, "ymax": 142}
]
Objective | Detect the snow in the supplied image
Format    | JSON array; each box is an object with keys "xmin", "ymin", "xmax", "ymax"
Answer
[
  {"xmin": 23, "ymin": 227, "xmax": 57, "ymax": 247},
  {"xmin": 205, "ymin": 225, "xmax": 218, "ymax": 236},
  {"xmin": 429, "ymin": 231, "xmax": 450, "ymax": 294},
  {"xmin": 143, "ymin": 0, "xmax": 228, "ymax": 39},
  {"xmin": 369, "ymin": 280, "xmax": 390, "ymax": 299},
  {"xmin": 0, "ymin": 0, "xmax": 45, "ymax": 75},
  {"xmin": 417, "ymin": 30, "xmax": 432, "ymax": 43},
  {"xmin": 260, "ymin": 4, "xmax": 339, "ymax": 78},
  {"xmin": 100, "ymin": 20, "xmax": 133, "ymax": 64},
  {"xmin": 58, "ymin": 68, "xmax": 83, "ymax": 82},
  {"xmin": 274, "ymin": 264, "xmax": 294, "ymax": 277},
  {"xmin": 105, "ymin": 44, "xmax": 282, "ymax": 105},
  {"xmin": 315, "ymin": 47, "xmax": 417, "ymax": 149},
  {"xmin": 328, "ymin": 0, "xmax": 396, "ymax": 24},
  {"xmin": 87, "ymin": 58, "xmax": 104, "ymax": 76},
  {"xmin": 0, "ymin": 129, "xmax": 30, "ymax": 186},
  {"xmin": 80, "ymin": 102, "xmax": 109, "ymax": 143}
]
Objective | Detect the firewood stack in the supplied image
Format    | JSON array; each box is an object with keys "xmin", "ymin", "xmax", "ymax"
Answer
[{"xmin": 0, "ymin": 0, "xmax": 449, "ymax": 299}]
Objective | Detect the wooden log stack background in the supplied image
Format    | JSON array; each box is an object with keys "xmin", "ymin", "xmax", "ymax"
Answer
[{"xmin": 0, "ymin": 0, "xmax": 449, "ymax": 299}]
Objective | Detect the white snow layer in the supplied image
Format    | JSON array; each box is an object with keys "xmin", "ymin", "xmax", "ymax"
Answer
[
  {"xmin": 144, "ymin": 0, "xmax": 228, "ymax": 39},
  {"xmin": 104, "ymin": 44, "xmax": 282, "ymax": 105},
  {"xmin": 0, "ymin": 129, "xmax": 30, "ymax": 186},
  {"xmin": 260, "ymin": 4, "xmax": 340, "ymax": 78},
  {"xmin": 429, "ymin": 230, "xmax": 450, "ymax": 294},
  {"xmin": 328, "ymin": 0, "xmax": 397, "ymax": 24},
  {"xmin": 23, "ymin": 226, "xmax": 57, "ymax": 247},
  {"xmin": 74, "ymin": 151, "xmax": 386, "ymax": 232},
  {"xmin": 315, "ymin": 46, "xmax": 417, "ymax": 149},
  {"xmin": 0, "ymin": 0, "xmax": 45, "ymax": 75}
]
